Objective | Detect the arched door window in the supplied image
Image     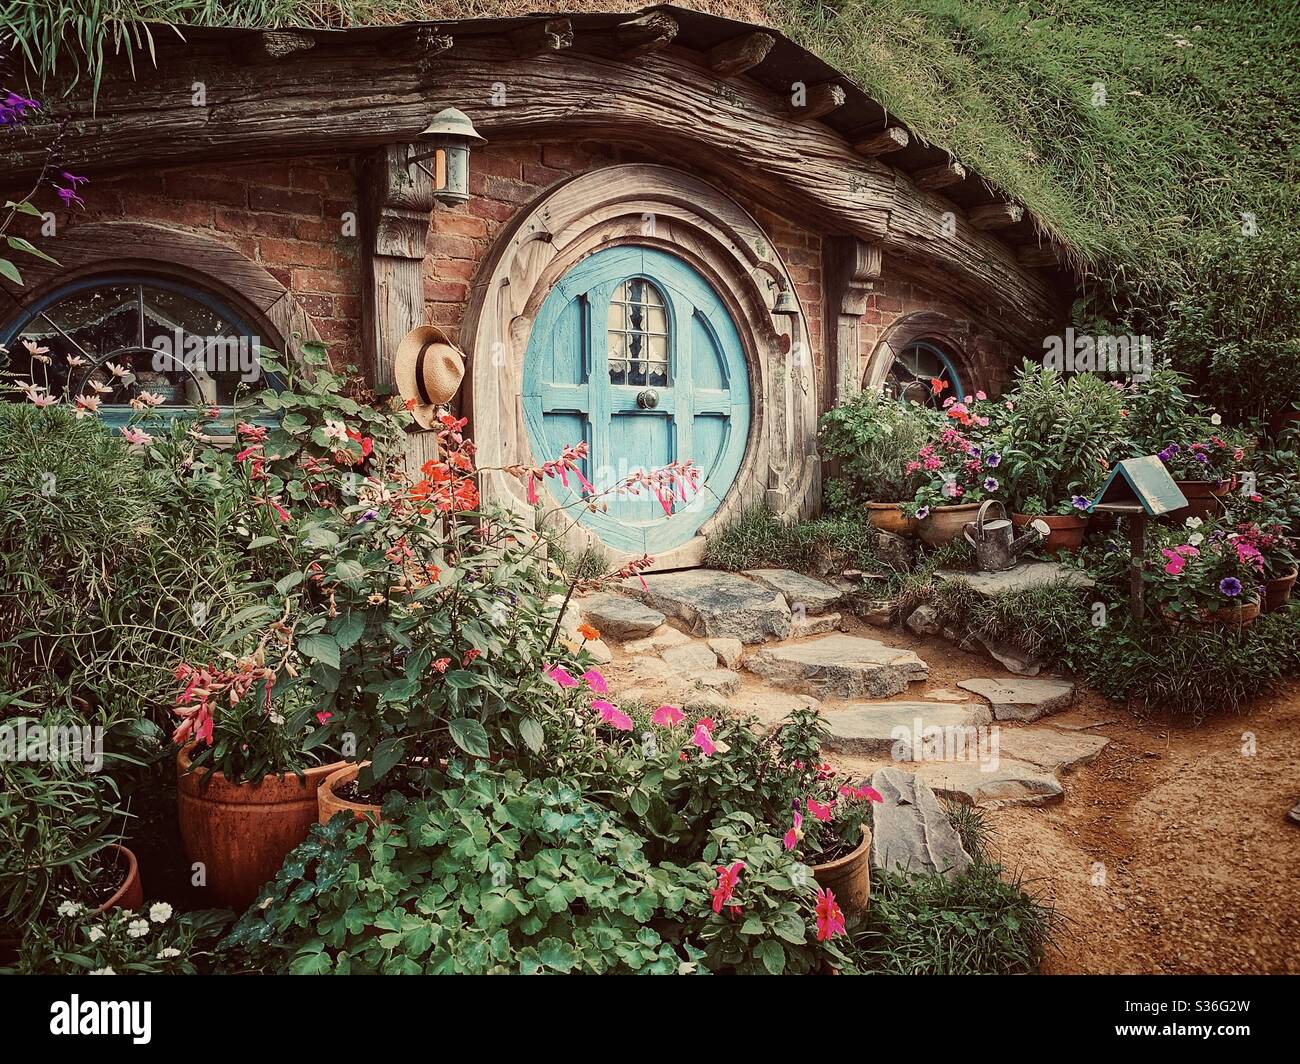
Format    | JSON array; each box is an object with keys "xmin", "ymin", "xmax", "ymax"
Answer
[
  {"xmin": 885, "ymin": 339, "xmax": 964, "ymax": 407},
  {"xmin": 1, "ymin": 274, "xmax": 274, "ymax": 428}
]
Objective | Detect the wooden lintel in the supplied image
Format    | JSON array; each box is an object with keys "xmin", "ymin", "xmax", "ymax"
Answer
[
  {"xmin": 617, "ymin": 13, "xmax": 678, "ymax": 56},
  {"xmin": 853, "ymin": 126, "xmax": 909, "ymax": 156},
  {"xmin": 237, "ymin": 30, "xmax": 315, "ymax": 65},
  {"xmin": 914, "ymin": 160, "xmax": 967, "ymax": 191},
  {"xmin": 789, "ymin": 82, "xmax": 846, "ymax": 121},
  {"xmin": 509, "ymin": 18, "xmax": 573, "ymax": 58},
  {"xmin": 706, "ymin": 31, "xmax": 776, "ymax": 77},
  {"xmin": 1017, "ymin": 244, "xmax": 1061, "ymax": 269},
  {"xmin": 969, "ymin": 202, "xmax": 1025, "ymax": 230}
]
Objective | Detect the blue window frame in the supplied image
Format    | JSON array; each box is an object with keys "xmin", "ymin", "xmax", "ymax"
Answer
[
  {"xmin": 1, "ymin": 274, "xmax": 278, "ymax": 431},
  {"xmin": 886, "ymin": 339, "xmax": 965, "ymax": 407}
]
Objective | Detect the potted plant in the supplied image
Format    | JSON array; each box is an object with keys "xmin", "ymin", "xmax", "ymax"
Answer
[
  {"xmin": 904, "ymin": 416, "xmax": 1003, "ymax": 547},
  {"xmin": 1146, "ymin": 517, "xmax": 1264, "ymax": 628},
  {"xmin": 1153, "ymin": 436, "xmax": 1242, "ymax": 521},
  {"xmin": 1231, "ymin": 457, "xmax": 1300, "ymax": 612},
  {"xmin": 995, "ymin": 364, "xmax": 1125, "ymax": 553},
  {"xmin": 818, "ymin": 392, "xmax": 939, "ymax": 536}
]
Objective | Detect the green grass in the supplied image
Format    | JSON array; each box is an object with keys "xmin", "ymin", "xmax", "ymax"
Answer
[{"xmin": 702, "ymin": 506, "xmax": 883, "ymax": 574}]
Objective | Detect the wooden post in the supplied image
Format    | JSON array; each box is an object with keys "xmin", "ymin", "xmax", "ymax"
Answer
[
  {"xmin": 706, "ymin": 31, "xmax": 776, "ymax": 77},
  {"xmin": 824, "ymin": 236, "xmax": 882, "ymax": 407},
  {"xmin": 359, "ymin": 144, "xmax": 435, "ymax": 395},
  {"xmin": 1129, "ymin": 511, "xmax": 1148, "ymax": 622}
]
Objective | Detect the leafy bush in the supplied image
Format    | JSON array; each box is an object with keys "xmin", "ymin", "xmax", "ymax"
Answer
[
  {"xmin": 928, "ymin": 581, "xmax": 1093, "ymax": 668},
  {"xmin": 818, "ymin": 391, "xmax": 939, "ymax": 503},
  {"xmin": 847, "ymin": 862, "xmax": 1056, "ymax": 975}
]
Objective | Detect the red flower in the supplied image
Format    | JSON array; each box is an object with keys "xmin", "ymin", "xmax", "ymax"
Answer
[
  {"xmin": 711, "ymin": 862, "xmax": 745, "ymax": 914},
  {"xmin": 462, "ymin": 648, "xmax": 481, "ymax": 667},
  {"xmin": 930, "ymin": 377, "xmax": 949, "ymax": 395},
  {"xmin": 815, "ymin": 887, "xmax": 846, "ymax": 941},
  {"xmin": 432, "ymin": 657, "xmax": 451, "ymax": 673}
]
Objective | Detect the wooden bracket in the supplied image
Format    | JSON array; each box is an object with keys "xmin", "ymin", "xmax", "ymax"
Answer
[
  {"xmin": 914, "ymin": 160, "xmax": 967, "ymax": 191},
  {"xmin": 360, "ymin": 145, "xmax": 435, "ymax": 394},
  {"xmin": 706, "ymin": 31, "xmax": 776, "ymax": 77},
  {"xmin": 853, "ymin": 126, "xmax": 909, "ymax": 156},
  {"xmin": 969, "ymin": 202, "xmax": 1025, "ymax": 230},
  {"xmin": 509, "ymin": 18, "xmax": 573, "ymax": 58},
  {"xmin": 789, "ymin": 82, "xmax": 846, "ymax": 121},
  {"xmin": 824, "ymin": 236, "xmax": 883, "ymax": 405},
  {"xmin": 236, "ymin": 30, "xmax": 315, "ymax": 65},
  {"xmin": 617, "ymin": 13, "xmax": 678, "ymax": 56}
]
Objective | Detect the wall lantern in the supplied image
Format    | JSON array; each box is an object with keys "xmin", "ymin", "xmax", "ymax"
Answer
[
  {"xmin": 771, "ymin": 279, "xmax": 800, "ymax": 318},
  {"xmin": 406, "ymin": 108, "xmax": 486, "ymax": 207}
]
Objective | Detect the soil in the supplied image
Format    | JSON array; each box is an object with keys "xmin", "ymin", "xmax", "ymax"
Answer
[{"xmin": 879, "ymin": 621, "xmax": 1300, "ymax": 974}]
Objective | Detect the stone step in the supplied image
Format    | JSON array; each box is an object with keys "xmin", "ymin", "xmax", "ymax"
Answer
[
  {"xmin": 578, "ymin": 592, "xmax": 665, "ymax": 641},
  {"xmin": 625, "ymin": 569, "xmax": 791, "ymax": 644},
  {"xmin": 913, "ymin": 758, "xmax": 1064, "ymax": 808},
  {"xmin": 868, "ymin": 767, "xmax": 973, "ymax": 879},
  {"xmin": 994, "ymin": 726, "xmax": 1109, "ymax": 773},
  {"xmin": 821, "ymin": 701, "xmax": 992, "ymax": 758},
  {"xmin": 956, "ymin": 677, "xmax": 1075, "ymax": 721},
  {"xmin": 741, "ymin": 568, "xmax": 843, "ymax": 614},
  {"xmin": 745, "ymin": 633, "xmax": 928, "ymax": 698}
]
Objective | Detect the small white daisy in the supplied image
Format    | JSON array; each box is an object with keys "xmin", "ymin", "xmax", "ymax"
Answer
[
  {"xmin": 157, "ymin": 947, "xmax": 181, "ymax": 959},
  {"xmin": 89, "ymin": 966, "xmax": 116, "ymax": 975},
  {"xmin": 127, "ymin": 918, "xmax": 149, "ymax": 938},
  {"xmin": 149, "ymin": 902, "xmax": 173, "ymax": 923},
  {"xmin": 57, "ymin": 900, "xmax": 83, "ymax": 917},
  {"xmin": 86, "ymin": 927, "xmax": 106, "ymax": 943}
]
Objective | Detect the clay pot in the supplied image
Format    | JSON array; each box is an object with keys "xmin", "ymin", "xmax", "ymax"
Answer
[
  {"xmin": 1012, "ymin": 512, "xmax": 1088, "ymax": 554},
  {"xmin": 1163, "ymin": 595, "xmax": 1261, "ymax": 630},
  {"xmin": 318, "ymin": 763, "xmax": 383, "ymax": 826},
  {"xmin": 865, "ymin": 502, "xmax": 918, "ymax": 538},
  {"xmin": 917, "ymin": 503, "xmax": 981, "ymax": 548},
  {"xmin": 1263, "ymin": 568, "xmax": 1298, "ymax": 613},
  {"xmin": 1168, "ymin": 479, "xmax": 1230, "ymax": 522},
  {"xmin": 811, "ymin": 829, "xmax": 872, "ymax": 917},
  {"xmin": 96, "ymin": 843, "xmax": 144, "ymax": 914},
  {"xmin": 176, "ymin": 747, "xmax": 344, "ymax": 910}
]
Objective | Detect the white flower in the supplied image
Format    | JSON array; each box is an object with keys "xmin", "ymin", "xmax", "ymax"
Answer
[
  {"xmin": 89, "ymin": 966, "xmax": 116, "ymax": 975},
  {"xmin": 127, "ymin": 919, "xmax": 149, "ymax": 938},
  {"xmin": 57, "ymin": 900, "xmax": 83, "ymax": 917},
  {"xmin": 322, "ymin": 419, "xmax": 350, "ymax": 443},
  {"xmin": 1210, "ymin": 413, "xmax": 1222, "ymax": 426},
  {"xmin": 157, "ymin": 947, "xmax": 181, "ymax": 959},
  {"xmin": 149, "ymin": 902, "xmax": 173, "ymax": 923},
  {"xmin": 1185, "ymin": 516, "xmax": 1203, "ymax": 529},
  {"xmin": 1189, "ymin": 532, "xmax": 1204, "ymax": 546},
  {"xmin": 268, "ymin": 711, "xmax": 285, "ymax": 725},
  {"xmin": 86, "ymin": 927, "xmax": 106, "ymax": 943}
]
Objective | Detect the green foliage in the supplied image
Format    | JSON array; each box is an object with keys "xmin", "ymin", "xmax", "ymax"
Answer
[
  {"xmin": 818, "ymin": 391, "xmax": 939, "ymax": 503},
  {"xmin": 929, "ymin": 580, "xmax": 1093, "ymax": 668},
  {"xmin": 703, "ymin": 506, "xmax": 882, "ymax": 574},
  {"xmin": 847, "ymin": 862, "xmax": 1056, "ymax": 975}
]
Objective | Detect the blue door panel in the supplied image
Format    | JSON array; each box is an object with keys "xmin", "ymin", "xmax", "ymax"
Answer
[{"xmin": 523, "ymin": 246, "xmax": 750, "ymax": 553}]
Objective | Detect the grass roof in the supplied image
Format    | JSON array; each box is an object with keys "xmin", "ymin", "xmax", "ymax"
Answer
[{"xmin": 3, "ymin": 0, "xmax": 1297, "ymax": 292}]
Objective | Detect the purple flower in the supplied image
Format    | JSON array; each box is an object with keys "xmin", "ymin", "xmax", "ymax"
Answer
[
  {"xmin": 1157, "ymin": 447, "xmax": 1174, "ymax": 462},
  {"xmin": 1219, "ymin": 577, "xmax": 1242, "ymax": 597},
  {"xmin": 985, "ymin": 452, "xmax": 1001, "ymax": 468},
  {"xmin": 0, "ymin": 92, "xmax": 39, "ymax": 126},
  {"xmin": 1071, "ymin": 495, "xmax": 1091, "ymax": 511},
  {"xmin": 53, "ymin": 185, "xmax": 85, "ymax": 208},
  {"xmin": 915, "ymin": 506, "xmax": 930, "ymax": 520},
  {"xmin": 984, "ymin": 477, "xmax": 999, "ymax": 492},
  {"xmin": 60, "ymin": 171, "xmax": 88, "ymax": 188},
  {"xmin": 356, "ymin": 509, "xmax": 379, "ymax": 523},
  {"xmin": 1194, "ymin": 452, "xmax": 1209, "ymax": 463}
]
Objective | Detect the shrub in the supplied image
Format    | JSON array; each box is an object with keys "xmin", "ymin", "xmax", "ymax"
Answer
[
  {"xmin": 846, "ymin": 862, "xmax": 1057, "ymax": 975},
  {"xmin": 818, "ymin": 391, "xmax": 939, "ymax": 503},
  {"xmin": 928, "ymin": 580, "xmax": 1094, "ymax": 668}
]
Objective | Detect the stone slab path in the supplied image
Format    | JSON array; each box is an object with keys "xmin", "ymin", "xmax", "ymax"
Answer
[{"xmin": 569, "ymin": 569, "xmax": 1114, "ymax": 828}]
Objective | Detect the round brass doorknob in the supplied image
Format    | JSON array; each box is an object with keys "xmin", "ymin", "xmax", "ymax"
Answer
[{"xmin": 637, "ymin": 388, "xmax": 660, "ymax": 409}]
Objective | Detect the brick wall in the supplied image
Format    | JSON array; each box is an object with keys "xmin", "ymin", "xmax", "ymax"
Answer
[{"xmin": 19, "ymin": 157, "xmax": 363, "ymax": 367}]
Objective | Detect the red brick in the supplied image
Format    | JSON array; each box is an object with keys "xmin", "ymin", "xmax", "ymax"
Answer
[
  {"xmin": 249, "ymin": 185, "xmax": 322, "ymax": 215},
  {"xmin": 314, "ymin": 318, "xmax": 357, "ymax": 343},
  {"xmin": 467, "ymin": 196, "xmax": 516, "ymax": 224},
  {"xmin": 875, "ymin": 295, "xmax": 903, "ymax": 313},
  {"xmin": 522, "ymin": 162, "xmax": 568, "ymax": 187},
  {"xmin": 333, "ymin": 295, "xmax": 362, "ymax": 318},
  {"xmin": 482, "ymin": 175, "xmax": 538, "ymax": 206},
  {"xmin": 216, "ymin": 208, "xmax": 298, "ymax": 239},
  {"xmin": 119, "ymin": 195, "xmax": 213, "ymax": 227},
  {"xmin": 259, "ymin": 237, "xmax": 336, "ymax": 268},
  {"xmin": 474, "ymin": 151, "xmax": 524, "ymax": 180},
  {"xmin": 427, "ymin": 302, "xmax": 464, "ymax": 327},
  {"xmin": 291, "ymin": 165, "xmax": 354, "ymax": 195},
  {"xmin": 162, "ymin": 174, "xmax": 247, "ymax": 208},
  {"xmin": 423, "ymin": 278, "xmax": 468, "ymax": 302},
  {"xmin": 296, "ymin": 293, "xmax": 335, "ymax": 318},
  {"xmin": 433, "ymin": 211, "xmax": 488, "ymax": 239},
  {"xmin": 222, "ymin": 162, "xmax": 294, "ymax": 187},
  {"xmin": 426, "ymin": 233, "xmax": 480, "ymax": 260},
  {"xmin": 436, "ymin": 258, "xmax": 476, "ymax": 281},
  {"xmin": 294, "ymin": 216, "xmax": 342, "ymax": 242},
  {"xmin": 292, "ymin": 267, "xmax": 352, "ymax": 295}
]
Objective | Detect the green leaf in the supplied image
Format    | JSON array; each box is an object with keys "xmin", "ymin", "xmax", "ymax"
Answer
[
  {"xmin": 298, "ymin": 633, "xmax": 340, "ymax": 668},
  {"xmin": 755, "ymin": 939, "xmax": 786, "ymax": 975},
  {"xmin": 443, "ymin": 670, "xmax": 478, "ymax": 689},
  {"xmin": 4, "ymin": 200, "xmax": 43, "ymax": 217},
  {"xmin": 369, "ymin": 737, "xmax": 406, "ymax": 781},
  {"xmin": 537, "ymin": 937, "xmax": 578, "ymax": 973},
  {"xmin": 519, "ymin": 717, "xmax": 545, "ymax": 753},
  {"xmin": 0, "ymin": 258, "xmax": 22, "ymax": 285},
  {"xmin": 275, "ymin": 571, "xmax": 304, "ymax": 596},
  {"xmin": 448, "ymin": 718, "xmax": 490, "ymax": 758},
  {"xmin": 248, "ymin": 536, "xmax": 278, "ymax": 549},
  {"xmin": 6, "ymin": 235, "xmax": 58, "ymax": 264},
  {"xmin": 332, "ymin": 610, "xmax": 366, "ymax": 650}
]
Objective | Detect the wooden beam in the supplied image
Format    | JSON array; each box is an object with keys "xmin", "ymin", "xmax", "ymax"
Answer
[
  {"xmin": 706, "ymin": 31, "xmax": 776, "ymax": 78},
  {"xmin": 825, "ymin": 237, "xmax": 883, "ymax": 405},
  {"xmin": 969, "ymin": 202, "xmax": 1024, "ymax": 230},
  {"xmin": 617, "ymin": 13, "xmax": 678, "ymax": 56},
  {"xmin": 1017, "ymin": 245, "xmax": 1061, "ymax": 269},
  {"xmin": 853, "ymin": 126, "xmax": 909, "ymax": 156},
  {"xmin": 360, "ymin": 145, "xmax": 435, "ymax": 395},
  {"xmin": 237, "ymin": 30, "xmax": 315, "ymax": 65},
  {"xmin": 788, "ymin": 82, "xmax": 846, "ymax": 121},
  {"xmin": 509, "ymin": 18, "xmax": 573, "ymax": 58},
  {"xmin": 914, "ymin": 160, "xmax": 967, "ymax": 191}
]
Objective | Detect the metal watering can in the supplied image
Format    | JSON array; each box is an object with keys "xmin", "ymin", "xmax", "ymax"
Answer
[{"xmin": 962, "ymin": 500, "xmax": 1046, "ymax": 572}]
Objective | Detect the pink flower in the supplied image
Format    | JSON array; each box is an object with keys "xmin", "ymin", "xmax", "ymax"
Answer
[
  {"xmin": 593, "ymin": 700, "xmax": 633, "ymax": 730},
  {"xmin": 783, "ymin": 811, "xmax": 803, "ymax": 850},
  {"xmin": 807, "ymin": 798, "xmax": 834, "ymax": 822},
  {"xmin": 582, "ymin": 669, "xmax": 608, "ymax": 694},
  {"xmin": 712, "ymin": 862, "xmax": 745, "ymax": 914},
  {"xmin": 315, "ymin": 711, "xmax": 333, "ymax": 725},
  {"xmin": 544, "ymin": 665, "xmax": 578, "ymax": 688},
  {"xmin": 652, "ymin": 704, "xmax": 684, "ymax": 727},
  {"xmin": 839, "ymin": 784, "xmax": 884, "ymax": 802},
  {"xmin": 690, "ymin": 723, "xmax": 717, "ymax": 757},
  {"xmin": 975, "ymin": 390, "xmax": 987, "ymax": 401},
  {"xmin": 1161, "ymin": 548, "xmax": 1185, "ymax": 576},
  {"xmin": 815, "ymin": 887, "xmax": 846, "ymax": 941}
]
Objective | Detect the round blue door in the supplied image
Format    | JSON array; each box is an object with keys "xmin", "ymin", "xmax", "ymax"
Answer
[{"xmin": 523, "ymin": 246, "xmax": 751, "ymax": 554}]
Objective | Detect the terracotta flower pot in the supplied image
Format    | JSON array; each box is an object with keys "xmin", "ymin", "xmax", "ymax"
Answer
[
  {"xmin": 917, "ymin": 503, "xmax": 981, "ymax": 547},
  {"xmin": 811, "ymin": 828, "xmax": 871, "ymax": 917},
  {"xmin": 865, "ymin": 502, "xmax": 918, "ymax": 538},
  {"xmin": 317, "ymin": 763, "xmax": 383, "ymax": 826},
  {"xmin": 1012, "ymin": 512, "xmax": 1088, "ymax": 554},
  {"xmin": 96, "ymin": 843, "xmax": 144, "ymax": 914},
  {"xmin": 1162, "ymin": 596, "xmax": 1261, "ymax": 630},
  {"xmin": 1168, "ymin": 479, "xmax": 1230, "ymax": 522},
  {"xmin": 176, "ymin": 746, "xmax": 344, "ymax": 910},
  {"xmin": 1263, "ymin": 568, "xmax": 1298, "ymax": 613}
]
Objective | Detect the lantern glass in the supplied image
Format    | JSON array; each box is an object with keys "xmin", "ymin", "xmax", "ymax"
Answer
[{"xmin": 434, "ymin": 143, "xmax": 471, "ymax": 206}]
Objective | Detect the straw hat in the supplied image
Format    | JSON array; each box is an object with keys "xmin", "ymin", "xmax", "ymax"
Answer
[{"xmin": 394, "ymin": 325, "xmax": 466, "ymax": 429}]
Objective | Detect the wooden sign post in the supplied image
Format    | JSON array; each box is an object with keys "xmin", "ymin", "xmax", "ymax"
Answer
[{"xmin": 1089, "ymin": 456, "xmax": 1189, "ymax": 621}]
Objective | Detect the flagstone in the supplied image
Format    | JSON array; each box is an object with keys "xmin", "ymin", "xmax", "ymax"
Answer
[{"xmin": 745, "ymin": 634, "xmax": 928, "ymax": 698}]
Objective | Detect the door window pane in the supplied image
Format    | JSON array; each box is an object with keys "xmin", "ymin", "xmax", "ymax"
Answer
[{"xmin": 608, "ymin": 278, "xmax": 669, "ymax": 388}]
